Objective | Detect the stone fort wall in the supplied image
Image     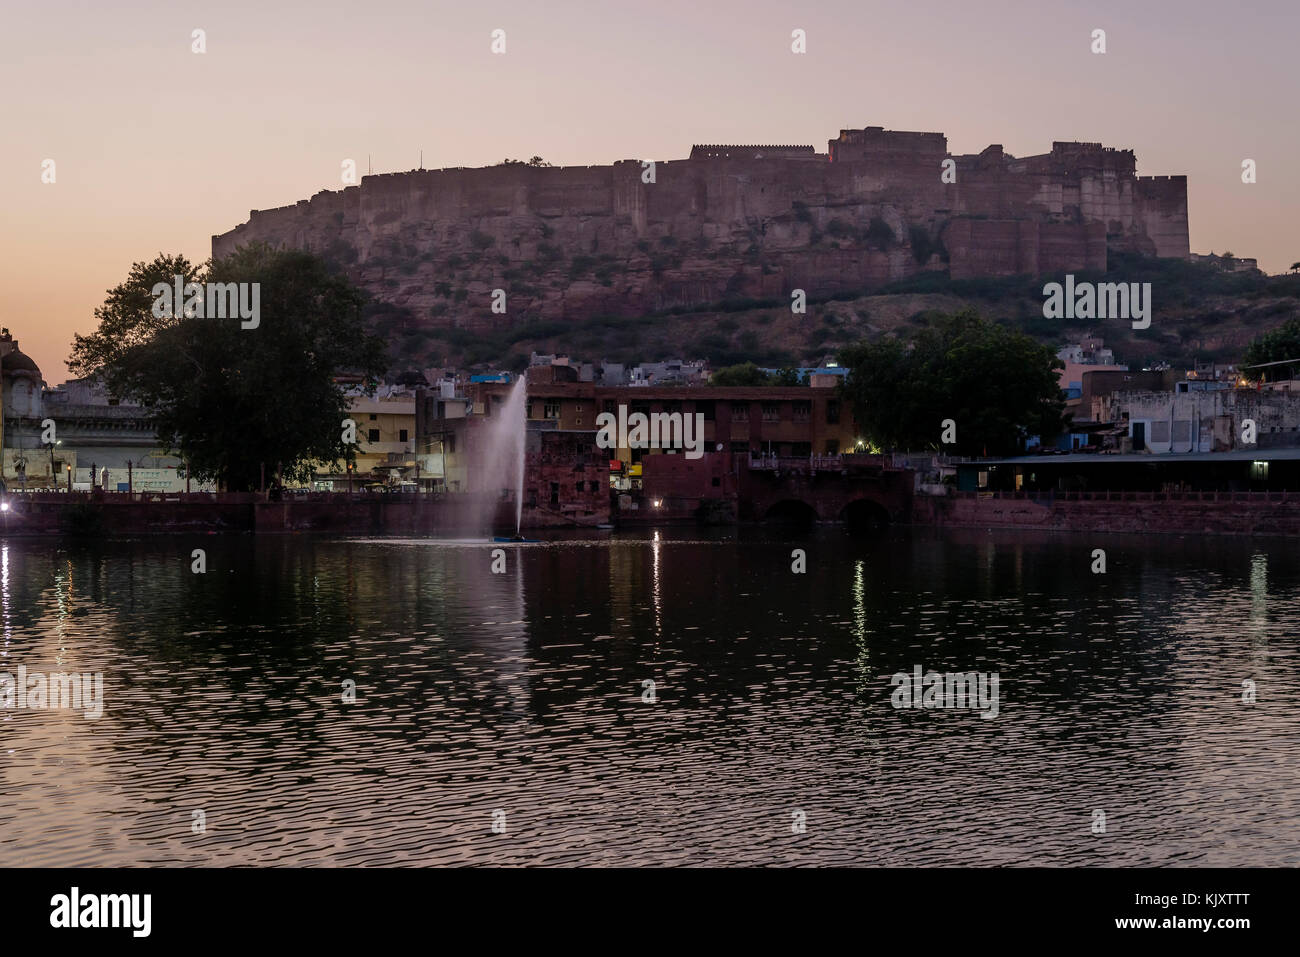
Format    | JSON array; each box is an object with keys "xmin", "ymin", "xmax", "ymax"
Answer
[{"xmin": 212, "ymin": 127, "xmax": 1189, "ymax": 331}]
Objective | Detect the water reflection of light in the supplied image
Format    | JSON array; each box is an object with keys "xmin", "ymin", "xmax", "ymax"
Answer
[
  {"xmin": 852, "ymin": 559, "xmax": 873, "ymax": 693},
  {"xmin": 1, "ymin": 544, "xmax": 9, "ymax": 652},
  {"xmin": 651, "ymin": 531, "xmax": 662, "ymax": 638},
  {"xmin": 852, "ymin": 560, "xmax": 866, "ymax": 643},
  {"xmin": 1248, "ymin": 552, "xmax": 1268, "ymax": 649}
]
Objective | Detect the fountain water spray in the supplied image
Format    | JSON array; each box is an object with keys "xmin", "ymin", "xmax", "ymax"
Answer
[{"xmin": 473, "ymin": 372, "xmax": 528, "ymax": 536}]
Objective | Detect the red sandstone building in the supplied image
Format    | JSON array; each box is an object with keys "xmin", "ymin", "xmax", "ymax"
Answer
[{"xmin": 415, "ymin": 377, "xmax": 865, "ymax": 526}]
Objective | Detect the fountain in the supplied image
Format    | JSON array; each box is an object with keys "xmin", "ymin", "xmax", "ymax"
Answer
[{"xmin": 473, "ymin": 372, "xmax": 529, "ymax": 538}]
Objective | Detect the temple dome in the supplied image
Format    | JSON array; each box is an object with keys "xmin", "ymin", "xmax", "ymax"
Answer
[{"xmin": 1, "ymin": 348, "xmax": 41, "ymax": 375}]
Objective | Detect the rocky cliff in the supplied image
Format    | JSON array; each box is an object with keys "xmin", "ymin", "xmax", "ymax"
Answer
[{"xmin": 211, "ymin": 127, "xmax": 1189, "ymax": 354}]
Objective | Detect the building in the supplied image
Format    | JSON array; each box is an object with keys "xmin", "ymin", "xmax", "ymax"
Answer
[
  {"xmin": 1, "ymin": 334, "xmax": 205, "ymax": 491},
  {"xmin": 1104, "ymin": 387, "xmax": 1300, "ymax": 454},
  {"xmin": 416, "ymin": 377, "xmax": 862, "ymax": 524}
]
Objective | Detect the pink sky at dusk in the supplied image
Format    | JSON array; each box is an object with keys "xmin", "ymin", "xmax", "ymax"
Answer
[{"xmin": 3, "ymin": 0, "xmax": 1297, "ymax": 382}]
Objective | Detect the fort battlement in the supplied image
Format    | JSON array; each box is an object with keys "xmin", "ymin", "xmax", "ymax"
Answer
[
  {"xmin": 212, "ymin": 124, "xmax": 1189, "ymax": 334},
  {"xmin": 690, "ymin": 145, "xmax": 818, "ymax": 160}
]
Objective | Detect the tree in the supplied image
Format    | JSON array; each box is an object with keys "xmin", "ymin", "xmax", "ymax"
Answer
[
  {"xmin": 1289, "ymin": 262, "xmax": 1299, "ymax": 273},
  {"xmin": 709, "ymin": 362, "xmax": 774, "ymax": 386},
  {"xmin": 837, "ymin": 308, "xmax": 1067, "ymax": 455},
  {"xmin": 69, "ymin": 244, "xmax": 388, "ymax": 490},
  {"xmin": 1242, "ymin": 316, "xmax": 1300, "ymax": 382}
]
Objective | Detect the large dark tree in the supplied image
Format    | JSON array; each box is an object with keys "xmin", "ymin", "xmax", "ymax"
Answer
[
  {"xmin": 69, "ymin": 243, "xmax": 387, "ymax": 490},
  {"xmin": 838, "ymin": 309, "xmax": 1067, "ymax": 456},
  {"xmin": 1242, "ymin": 316, "xmax": 1300, "ymax": 382}
]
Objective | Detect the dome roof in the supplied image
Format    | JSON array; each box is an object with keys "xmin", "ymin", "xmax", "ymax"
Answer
[{"xmin": 1, "ymin": 348, "xmax": 41, "ymax": 375}]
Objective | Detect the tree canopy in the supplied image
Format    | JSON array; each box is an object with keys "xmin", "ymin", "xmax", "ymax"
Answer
[
  {"xmin": 69, "ymin": 244, "xmax": 388, "ymax": 490},
  {"xmin": 837, "ymin": 308, "xmax": 1066, "ymax": 456},
  {"xmin": 1242, "ymin": 316, "xmax": 1300, "ymax": 382},
  {"xmin": 709, "ymin": 362, "xmax": 805, "ymax": 386}
]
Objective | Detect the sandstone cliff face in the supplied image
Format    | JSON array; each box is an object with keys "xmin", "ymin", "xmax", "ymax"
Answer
[{"xmin": 210, "ymin": 129, "xmax": 1188, "ymax": 343}]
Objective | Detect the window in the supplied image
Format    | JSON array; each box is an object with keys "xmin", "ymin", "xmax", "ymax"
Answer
[
  {"xmin": 792, "ymin": 401, "xmax": 811, "ymax": 422},
  {"xmin": 368, "ymin": 429, "xmax": 380, "ymax": 443},
  {"xmin": 603, "ymin": 399, "xmax": 617, "ymax": 415},
  {"xmin": 761, "ymin": 402, "xmax": 780, "ymax": 423},
  {"xmin": 731, "ymin": 402, "xmax": 750, "ymax": 418},
  {"xmin": 730, "ymin": 441, "xmax": 749, "ymax": 453},
  {"xmin": 544, "ymin": 401, "xmax": 561, "ymax": 419},
  {"xmin": 369, "ymin": 414, "xmax": 377, "ymax": 421},
  {"xmin": 711, "ymin": 477, "xmax": 721, "ymax": 487},
  {"xmin": 576, "ymin": 481, "xmax": 584, "ymax": 493},
  {"xmin": 399, "ymin": 429, "xmax": 409, "ymax": 443},
  {"xmin": 588, "ymin": 481, "xmax": 599, "ymax": 492},
  {"xmin": 695, "ymin": 400, "xmax": 715, "ymax": 421},
  {"xmin": 826, "ymin": 400, "xmax": 840, "ymax": 424},
  {"xmin": 549, "ymin": 482, "xmax": 559, "ymax": 505},
  {"xmin": 825, "ymin": 440, "xmax": 839, "ymax": 454}
]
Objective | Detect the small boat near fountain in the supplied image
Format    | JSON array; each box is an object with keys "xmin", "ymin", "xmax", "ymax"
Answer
[{"xmin": 492, "ymin": 535, "xmax": 539, "ymax": 543}]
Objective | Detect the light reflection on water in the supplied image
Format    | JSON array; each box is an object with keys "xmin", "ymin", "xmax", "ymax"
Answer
[{"xmin": 0, "ymin": 527, "xmax": 1296, "ymax": 866}]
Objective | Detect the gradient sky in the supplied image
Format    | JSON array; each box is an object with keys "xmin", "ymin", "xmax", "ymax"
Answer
[{"xmin": 3, "ymin": 0, "xmax": 1297, "ymax": 382}]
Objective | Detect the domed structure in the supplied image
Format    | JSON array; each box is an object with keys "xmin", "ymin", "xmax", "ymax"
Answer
[
  {"xmin": 1, "ymin": 347, "xmax": 41, "ymax": 375},
  {"xmin": 1, "ymin": 332, "xmax": 44, "ymax": 418}
]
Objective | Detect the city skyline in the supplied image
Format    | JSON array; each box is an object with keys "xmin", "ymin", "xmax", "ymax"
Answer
[{"xmin": 3, "ymin": 0, "xmax": 1298, "ymax": 379}]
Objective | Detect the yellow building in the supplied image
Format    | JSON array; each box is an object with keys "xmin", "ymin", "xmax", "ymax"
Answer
[{"xmin": 348, "ymin": 391, "xmax": 416, "ymax": 478}]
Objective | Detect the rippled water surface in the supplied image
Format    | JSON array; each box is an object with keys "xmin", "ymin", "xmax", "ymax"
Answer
[{"xmin": 0, "ymin": 527, "xmax": 1296, "ymax": 866}]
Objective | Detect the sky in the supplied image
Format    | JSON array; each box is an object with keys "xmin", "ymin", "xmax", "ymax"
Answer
[{"xmin": 3, "ymin": 0, "xmax": 1297, "ymax": 383}]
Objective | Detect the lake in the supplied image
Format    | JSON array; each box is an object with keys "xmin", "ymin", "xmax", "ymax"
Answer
[{"xmin": 0, "ymin": 527, "xmax": 1295, "ymax": 866}]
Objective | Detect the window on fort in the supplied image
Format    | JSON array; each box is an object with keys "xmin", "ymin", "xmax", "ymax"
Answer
[
  {"xmin": 824, "ymin": 440, "xmax": 840, "ymax": 455},
  {"xmin": 826, "ymin": 401, "xmax": 841, "ymax": 424},
  {"xmin": 549, "ymin": 482, "xmax": 559, "ymax": 505},
  {"xmin": 527, "ymin": 490, "xmax": 537, "ymax": 508},
  {"xmin": 792, "ymin": 442, "xmax": 812, "ymax": 456},
  {"xmin": 695, "ymin": 400, "xmax": 715, "ymax": 420},
  {"xmin": 588, "ymin": 481, "xmax": 599, "ymax": 492},
  {"xmin": 663, "ymin": 401, "xmax": 683, "ymax": 415},
  {"xmin": 761, "ymin": 402, "xmax": 780, "ymax": 422},
  {"xmin": 731, "ymin": 441, "xmax": 749, "ymax": 453},
  {"xmin": 369, "ymin": 414, "xmax": 377, "ymax": 421},
  {"xmin": 576, "ymin": 481, "xmax": 584, "ymax": 493},
  {"xmin": 711, "ymin": 477, "xmax": 721, "ymax": 487},
  {"xmin": 731, "ymin": 402, "xmax": 750, "ymax": 418},
  {"xmin": 368, "ymin": 429, "xmax": 380, "ymax": 443},
  {"xmin": 544, "ymin": 401, "xmax": 561, "ymax": 419},
  {"xmin": 792, "ymin": 401, "xmax": 811, "ymax": 422},
  {"xmin": 603, "ymin": 400, "xmax": 617, "ymax": 414},
  {"xmin": 630, "ymin": 402, "xmax": 651, "ymax": 418},
  {"xmin": 399, "ymin": 429, "xmax": 408, "ymax": 443},
  {"xmin": 526, "ymin": 401, "xmax": 535, "ymax": 419}
]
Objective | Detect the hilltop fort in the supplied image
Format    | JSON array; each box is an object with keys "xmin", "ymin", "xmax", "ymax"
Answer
[{"xmin": 212, "ymin": 126, "xmax": 1189, "ymax": 333}]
